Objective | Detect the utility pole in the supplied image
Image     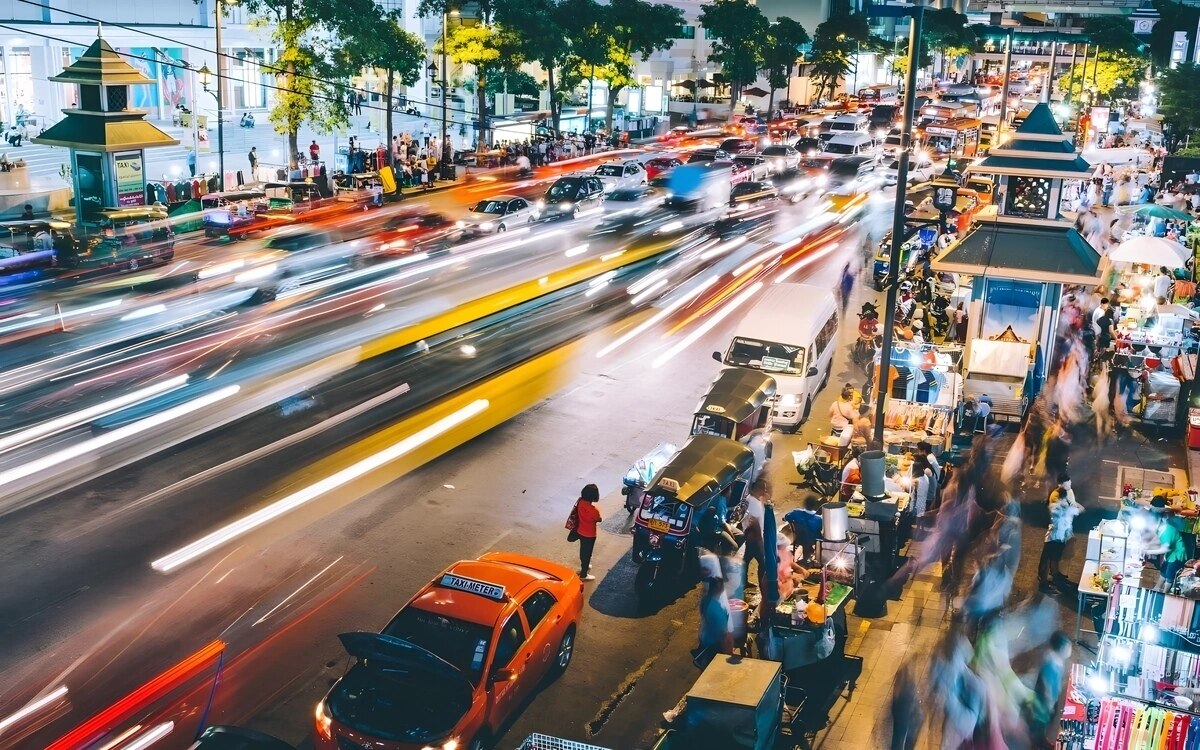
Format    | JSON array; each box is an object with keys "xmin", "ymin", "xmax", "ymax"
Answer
[
  {"xmin": 871, "ymin": 3, "xmax": 925, "ymax": 447},
  {"xmin": 441, "ymin": 10, "xmax": 451, "ymax": 176},
  {"xmin": 996, "ymin": 28, "xmax": 1014, "ymax": 145},
  {"xmin": 214, "ymin": 0, "xmax": 226, "ymax": 189}
]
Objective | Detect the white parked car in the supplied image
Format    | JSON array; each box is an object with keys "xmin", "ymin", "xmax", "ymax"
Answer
[
  {"xmin": 882, "ymin": 156, "xmax": 940, "ymax": 186},
  {"xmin": 760, "ymin": 145, "xmax": 800, "ymax": 173},
  {"xmin": 593, "ymin": 160, "xmax": 647, "ymax": 193},
  {"xmin": 456, "ymin": 195, "xmax": 535, "ymax": 234},
  {"xmin": 733, "ymin": 154, "xmax": 771, "ymax": 181}
]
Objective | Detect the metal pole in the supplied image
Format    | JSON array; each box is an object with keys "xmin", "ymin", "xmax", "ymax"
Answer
[
  {"xmin": 1066, "ymin": 42, "xmax": 1079, "ymax": 103},
  {"xmin": 1092, "ymin": 45, "xmax": 1100, "ymax": 87},
  {"xmin": 214, "ymin": 0, "xmax": 226, "ymax": 190},
  {"xmin": 1043, "ymin": 33, "xmax": 1058, "ymax": 103},
  {"xmin": 873, "ymin": 6, "xmax": 924, "ymax": 448},
  {"xmin": 996, "ymin": 29, "xmax": 1013, "ymax": 146},
  {"xmin": 441, "ymin": 12, "xmax": 449, "ymax": 173},
  {"xmin": 1074, "ymin": 43, "xmax": 1089, "ymax": 106}
]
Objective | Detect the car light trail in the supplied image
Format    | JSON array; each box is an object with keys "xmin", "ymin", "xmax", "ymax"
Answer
[
  {"xmin": 151, "ymin": 399, "xmax": 490, "ymax": 573},
  {"xmin": 651, "ymin": 281, "xmax": 763, "ymax": 369},
  {"xmin": 0, "ymin": 375, "xmax": 189, "ymax": 455},
  {"xmin": 699, "ymin": 236, "xmax": 747, "ymax": 260},
  {"xmin": 775, "ymin": 241, "xmax": 843, "ymax": 283},
  {"xmin": 628, "ymin": 278, "xmax": 668, "ymax": 306},
  {"xmin": 116, "ymin": 722, "xmax": 174, "ymax": 750},
  {"xmin": 46, "ymin": 641, "xmax": 223, "ymax": 750},
  {"xmin": 0, "ymin": 685, "xmax": 68, "ymax": 737},
  {"xmin": 564, "ymin": 243, "xmax": 589, "ymax": 258},
  {"xmin": 0, "ymin": 385, "xmax": 240, "ymax": 490},
  {"xmin": 118, "ymin": 304, "xmax": 167, "ymax": 322},
  {"xmin": 596, "ymin": 275, "xmax": 720, "ymax": 359},
  {"xmin": 253, "ymin": 556, "xmax": 343, "ymax": 627}
]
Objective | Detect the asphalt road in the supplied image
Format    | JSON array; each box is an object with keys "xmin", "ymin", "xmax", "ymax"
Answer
[{"xmin": 0, "ymin": 190, "xmax": 886, "ymax": 750}]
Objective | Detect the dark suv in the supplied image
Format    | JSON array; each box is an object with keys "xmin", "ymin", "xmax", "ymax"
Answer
[{"xmin": 534, "ymin": 176, "xmax": 605, "ymax": 221}]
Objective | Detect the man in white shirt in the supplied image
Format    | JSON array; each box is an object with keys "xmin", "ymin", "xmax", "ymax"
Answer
[
  {"xmin": 1091, "ymin": 297, "xmax": 1110, "ymax": 337},
  {"xmin": 1154, "ymin": 267, "xmax": 1174, "ymax": 301}
]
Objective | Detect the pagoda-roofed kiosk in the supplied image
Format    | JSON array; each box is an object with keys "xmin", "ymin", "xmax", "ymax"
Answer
[
  {"xmin": 35, "ymin": 30, "xmax": 179, "ymax": 225},
  {"xmin": 933, "ymin": 102, "xmax": 1106, "ymax": 421}
]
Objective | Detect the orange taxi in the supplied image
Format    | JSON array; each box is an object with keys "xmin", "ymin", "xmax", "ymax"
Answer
[{"xmin": 315, "ymin": 553, "xmax": 584, "ymax": 750}]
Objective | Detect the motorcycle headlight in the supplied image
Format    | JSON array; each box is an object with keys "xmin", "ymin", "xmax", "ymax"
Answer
[
  {"xmin": 479, "ymin": 221, "xmax": 494, "ymax": 231},
  {"xmin": 535, "ymin": 200, "xmax": 546, "ymax": 209},
  {"xmin": 815, "ymin": 174, "xmax": 828, "ymax": 186},
  {"xmin": 779, "ymin": 393, "xmax": 800, "ymax": 407},
  {"xmin": 561, "ymin": 201, "xmax": 574, "ymax": 211},
  {"xmin": 422, "ymin": 740, "xmax": 460, "ymax": 750}
]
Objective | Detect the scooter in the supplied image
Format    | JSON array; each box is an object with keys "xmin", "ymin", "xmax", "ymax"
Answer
[{"xmin": 795, "ymin": 444, "xmax": 841, "ymax": 497}]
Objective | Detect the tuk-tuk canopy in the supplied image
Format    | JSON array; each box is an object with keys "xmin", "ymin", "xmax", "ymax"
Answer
[
  {"xmin": 693, "ymin": 369, "xmax": 777, "ymax": 426},
  {"xmin": 202, "ymin": 189, "xmax": 266, "ymax": 205},
  {"xmin": 648, "ymin": 435, "xmax": 755, "ymax": 507}
]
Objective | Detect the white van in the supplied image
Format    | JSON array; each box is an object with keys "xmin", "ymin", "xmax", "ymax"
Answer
[
  {"xmin": 823, "ymin": 131, "xmax": 877, "ymax": 157},
  {"xmin": 818, "ymin": 113, "xmax": 870, "ymax": 143},
  {"xmin": 716, "ymin": 283, "xmax": 839, "ymax": 430}
]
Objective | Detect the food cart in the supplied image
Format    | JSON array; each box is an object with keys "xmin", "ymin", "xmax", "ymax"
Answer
[{"xmin": 654, "ymin": 656, "xmax": 794, "ymax": 750}]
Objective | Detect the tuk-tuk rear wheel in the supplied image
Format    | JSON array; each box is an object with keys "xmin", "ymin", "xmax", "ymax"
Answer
[{"xmin": 635, "ymin": 565, "xmax": 660, "ymax": 597}]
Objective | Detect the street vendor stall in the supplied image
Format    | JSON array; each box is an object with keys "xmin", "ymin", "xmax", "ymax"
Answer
[{"xmin": 871, "ymin": 342, "xmax": 964, "ymax": 451}]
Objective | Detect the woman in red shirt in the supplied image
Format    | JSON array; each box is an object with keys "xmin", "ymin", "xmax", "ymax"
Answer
[{"xmin": 574, "ymin": 484, "xmax": 602, "ymax": 581}]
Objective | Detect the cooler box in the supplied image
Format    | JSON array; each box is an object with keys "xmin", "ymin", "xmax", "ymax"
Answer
[{"xmin": 682, "ymin": 656, "xmax": 782, "ymax": 750}]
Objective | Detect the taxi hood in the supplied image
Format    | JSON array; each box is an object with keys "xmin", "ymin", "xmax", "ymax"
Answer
[{"xmin": 338, "ymin": 632, "xmax": 471, "ymax": 692}]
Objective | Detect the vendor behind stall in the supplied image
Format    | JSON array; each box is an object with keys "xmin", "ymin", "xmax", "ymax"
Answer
[
  {"xmin": 1145, "ymin": 497, "xmax": 1189, "ymax": 589},
  {"xmin": 783, "ymin": 496, "xmax": 824, "ymax": 561}
]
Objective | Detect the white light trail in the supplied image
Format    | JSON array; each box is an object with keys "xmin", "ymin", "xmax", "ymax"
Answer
[
  {"xmin": 629, "ymin": 278, "xmax": 668, "ymax": 306},
  {"xmin": 0, "ymin": 385, "xmax": 240, "ymax": 490},
  {"xmin": 117, "ymin": 721, "xmax": 174, "ymax": 750},
  {"xmin": 151, "ymin": 399, "xmax": 490, "ymax": 573},
  {"xmin": 699, "ymin": 236, "xmax": 746, "ymax": 260},
  {"xmin": 651, "ymin": 282, "xmax": 763, "ymax": 369},
  {"xmin": 0, "ymin": 375, "xmax": 189, "ymax": 455},
  {"xmin": 775, "ymin": 241, "xmax": 842, "ymax": 284},
  {"xmin": 253, "ymin": 556, "xmax": 343, "ymax": 627},
  {"xmin": 119, "ymin": 304, "xmax": 167, "ymax": 322},
  {"xmin": 0, "ymin": 685, "xmax": 68, "ymax": 736},
  {"xmin": 596, "ymin": 275, "xmax": 720, "ymax": 359},
  {"xmin": 564, "ymin": 243, "xmax": 589, "ymax": 258}
]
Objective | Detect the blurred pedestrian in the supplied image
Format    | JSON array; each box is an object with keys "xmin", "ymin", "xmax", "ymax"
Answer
[
  {"xmin": 692, "ymin": 548, "xmax": 731, "ymax": 667},
  {"xmin": 187, "ymin": 148, "xmax": 196, "ymax": 177},
  {"xmin": 571, "ymin": 483, "xmax": 602, "ymax": 581},
  {"xmin": 890, "ymin": 663, "xmax": 922, "ymax": 750},
  {"xmin": 839, "ymin": 261, "xmax": 854, "ymax": 311},
  {"xmin": 1037, "ymin": 473, "xmax": 1082, "ymax": 589},
  {"xmin": 1144, "ymin": 499, "xmax": 1188, "ymax": 589},
  {"xmin": 1022, "ymin": 631, "xmax": 1072, "ymax": 749}
]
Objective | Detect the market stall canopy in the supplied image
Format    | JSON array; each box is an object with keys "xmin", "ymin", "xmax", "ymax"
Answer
[
  {"xmin": 674, "ymin": 79, "xmax": 697, "ymax": 90},
  {"xmin": 933, "ymin": 222, "xmax": 1104, "ymax": 285},
  {"xmin": 1109, "ymin": 236, "xmax": 1189, "ymax": 267},
  {"xmin": 696, "ymin": 79, "xmax": 718, "ymax": 89},
  {"xmin": 1119, "ymin": 203, "xmax": 1194, "ymax": 222},
  {"xmin": 742, "ymin": 86, "xmax": 770, "ymax": 98}
]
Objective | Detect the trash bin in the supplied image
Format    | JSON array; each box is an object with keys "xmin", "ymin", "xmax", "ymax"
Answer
[{"xmin": 440, "ymin": 163, "xmax": 456, "ymax": 181}]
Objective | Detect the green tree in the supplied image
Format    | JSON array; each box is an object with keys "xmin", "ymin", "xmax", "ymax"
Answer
[
  {"xmin": 808, "ymin": 12, "xmax": 871, "ymax": 101},
  {"xmin": 699, "ymin": 0, "xmax": 769, "ymax": 103},
  {"xmin": 562, "ymin": 0, "xmax": 610, "ymax": 132},
  {"xmin": 495, "ymin": 0, "xmax": 575, "ymax": 133},
  {"xmin": 760, "ymin": 17, "xmax": 810, "ymax": 117},
  {"xmin": 232, "ymin": 0, "xmax": 356, "ymax": 163},
  {"xmin": 923, "ymin": 8, "xmax": 975, "ymax": 79},
  {"xmin": 594, "ymin": 0, "xmax": 683, "ymax": 130},
  {"xmin": 1159, "ymin": 62, "xmax": 1200, "ymax": 151},
  {"xmin": 1081, "ymin": 16, "xmax": 1145, "ymax": 57},
  {"xmin": 341, "ymin": 8, "xmax": 426, "ymax": 161},
  {"xmin": 486, "ymin": 69, "xmax": 540, "ymax": 98},
  {"xmin": 1056, "ymin": 52, "xmax": 1147, "ymax": 103}
]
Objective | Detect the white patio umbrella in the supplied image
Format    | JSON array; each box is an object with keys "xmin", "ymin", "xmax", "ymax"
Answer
[{"xmin": 1108, "ymin": 236, "xmax": 1190, "ymax": 268}]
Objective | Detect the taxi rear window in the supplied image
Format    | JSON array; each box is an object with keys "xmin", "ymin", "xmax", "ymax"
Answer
[{"xmin": 384, "ymin": 608, "xmax": 492, "ymax": 682}]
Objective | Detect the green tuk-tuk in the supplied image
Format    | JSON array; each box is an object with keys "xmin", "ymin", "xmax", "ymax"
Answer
[{"xmin": 631, "ymin": 434, "xmax": 755, "ymax": 597}]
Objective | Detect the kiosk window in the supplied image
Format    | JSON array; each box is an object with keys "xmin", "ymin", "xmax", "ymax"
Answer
[
  {"xmin": 522, "ymin": 590, "xmax": 557, "ymax": 631},
  {"xmin": 493, "ymin": 612, "xmax": 527, "ymax": 669}
]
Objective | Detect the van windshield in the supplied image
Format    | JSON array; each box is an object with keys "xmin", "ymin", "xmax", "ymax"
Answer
[
  {"xmin": 824, "ymin": 142, "xmax": 857, "ymax": 155},
  {"xmin": 725, "ymin": 337, "xmax": 804, "ymax": 374}
]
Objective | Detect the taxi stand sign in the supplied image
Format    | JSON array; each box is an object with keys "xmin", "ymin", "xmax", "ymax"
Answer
[{"xmin": 439, "ymin": 573, "xmax": 507, "ymax": 601}]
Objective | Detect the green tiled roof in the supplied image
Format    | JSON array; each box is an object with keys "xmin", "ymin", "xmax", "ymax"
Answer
[
  {"xmin": 974, "ymin": 155, "xmax": 1093, "ymax": 174},
  {"xmin": 35, "ymin": 115, "xmax": 178, "ymax": 151},
  {"xmin": 933, "ymin": 221, "xmax": 1103, "ymax": 284},
  {"xmin": 1016, "ymin": 104, "xmax": 1062, "ymax": 137},
  {"xmin": 1002, "ymin": 138, "xmax": 1078, "ymax": 154},
  {"xmin": 49, "ymin": 35, "xmax": 154, "ymax": 87}
]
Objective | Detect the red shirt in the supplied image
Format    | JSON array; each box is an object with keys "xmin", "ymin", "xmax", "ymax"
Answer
[{"xmin": 575, "ymin": 500, "xmax": 601, "ymax": 538}]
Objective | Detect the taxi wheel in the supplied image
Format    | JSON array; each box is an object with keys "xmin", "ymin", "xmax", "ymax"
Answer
[
  {"xmin": 553, "ymin": 626, "xmax": 576, "ymax": 674},
  {"xmin": 496, "ymin": 224, "xmax": 507, "ymax": 233}
]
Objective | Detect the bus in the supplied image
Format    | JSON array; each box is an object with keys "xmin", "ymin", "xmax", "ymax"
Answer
[
  {"xmin": 856, "ymin": 84, "xmax": 900, "ymax": 104},
  {"xmin": 918, "ymin": 100, "xmax": 980, "ymax": 126},
  {"xmin": 918, "ymin": 117, "xmax": 982, "ymax": 159}
]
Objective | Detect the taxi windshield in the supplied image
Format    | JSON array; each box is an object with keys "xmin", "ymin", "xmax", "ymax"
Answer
[
  {"xmin": 384, "ymin": 607, "xmax": 492, "ymax": 683},
  {"xmin": 725, "ymin": 337, "xmax": 804, "ymax": 374}
]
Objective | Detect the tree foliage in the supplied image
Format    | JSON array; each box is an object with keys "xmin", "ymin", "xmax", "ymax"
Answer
[
  {"xmin": 922, "ymin": 8, "xmax": 974, "ymax": 78},
  {"xmin": 341, "ymin": 8, "xmax": 426, "ymax": 157},
  {"xmin": 486, "ymin": 70, "xmax": 540, "ymax": 98},
  {"xmin": 1149, "ymin": 0, "xmax": 1199, "ymax": 69},
  {"xmin": 761, "ymin": 17, "xmax": 810, "ymax": 116},
  {"xmin": 1159, "ymin": 63, "xmax": 1200, "ymax": 151},
  {"xmin": 234, "ymin": 0, "xmax": 357, "ymax": 162},
  {"xmin": 593, "ymin": 0, "xmax": 682, "ymax": 129},
  {"xmin": 808, "ymin": 12, "xmax": 871, "ymax": 101},
  {"xmin": 699, "ymin": 0, "xmax": 769, "ymax": 102},
  {"xmin": 1081, "ymin": 16, "xmax": 1144, "ymax": 57},
  {"xmin": 1056, "ymin": 52, "xmax": 1147, "ymax": 103}
]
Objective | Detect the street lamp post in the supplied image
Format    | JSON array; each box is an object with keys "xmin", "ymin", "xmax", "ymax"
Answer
[
  {"xmin": 440, "ymin": 9, "xmax": 457, "ymax": 176},
  {"xmin": 870, "ymin": 4, "xmax": 925, "ymax": 447},
  {"xmin": 996, "ymin": 28, "xmax": 1014, "ymax": 145},
  {"xmin": 197, "ymin": 60, "xmax": 225, "ymax": 189}
]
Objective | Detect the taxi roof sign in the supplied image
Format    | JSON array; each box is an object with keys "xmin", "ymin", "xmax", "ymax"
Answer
[
  {"xmin": 657, "ymin": 478, "xmax": 681, "ymax": 493},
  {"xmin": 439, "ymin": 573, "xmax": 506, "ymax": 601}
]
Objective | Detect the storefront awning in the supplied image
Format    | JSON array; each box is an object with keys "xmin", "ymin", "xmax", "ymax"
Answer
[{"xmin": 933, "ymin": 221, "xmax": 1104, "ymax": 285}]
